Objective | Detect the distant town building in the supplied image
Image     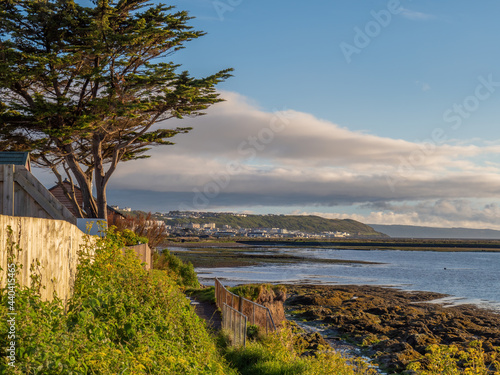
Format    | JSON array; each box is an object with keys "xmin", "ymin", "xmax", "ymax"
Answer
[{"xmin": 215, "ymin": 231, "xmax": 236, "ymax": 237}]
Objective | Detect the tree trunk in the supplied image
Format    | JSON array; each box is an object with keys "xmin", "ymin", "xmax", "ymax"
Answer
[
  {"xmin": 95, "ymin": 179, "xmax": 108, "ymax": 221},
  {"xmin": 63, "ymin": 148, "xmax": 98, "ymax": 218},
  {"xmin": 93, "ymin": 134, "xmax": 108, "ymax": 220}
]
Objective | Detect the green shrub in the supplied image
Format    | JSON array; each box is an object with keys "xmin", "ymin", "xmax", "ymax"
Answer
[
  {"xmin": 112, "ymin": 227, "xmax": 149, "ymax": 246},
  {"xmin": 0, "ymin": 227, "xmax": 233, "ymax": 374},
  {"xmin": 222, "ymin": 324, "xmax": 378, "ymax": 375},
  {"xmin": 153, "ymin": 250, "xmax": 199, "ymax": 288},
  {"xmin": 407, "ymin": 341, "xmax": 500, "ymax": 374}
]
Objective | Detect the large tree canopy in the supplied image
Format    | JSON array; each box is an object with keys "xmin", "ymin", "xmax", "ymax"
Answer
[{"xmin": 0, "ymin": 0, "xmax": 232, "ymax": 219}]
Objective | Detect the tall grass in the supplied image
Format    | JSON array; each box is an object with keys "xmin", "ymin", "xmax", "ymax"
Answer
[{"xmin": 222, "ymin": 324, "xmax": 378, "ymax": 375}]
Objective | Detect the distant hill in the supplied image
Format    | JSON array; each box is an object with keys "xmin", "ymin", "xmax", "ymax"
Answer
[
  {"xmin": 164, "ymin": 214, "xmax": 386, "ymax": 237},
  {"xmin": 369, "ymin": 224, "xmax": 500, "ymax": 239}
]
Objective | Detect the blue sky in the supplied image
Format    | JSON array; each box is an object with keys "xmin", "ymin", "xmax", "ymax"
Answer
[
  {"xmin": 35, "ymin": 0, "xmax": 500, "ymax": 229},
  {"xmin": 172, "ymin": 0, "xmax": 500, "ymax": 140}
]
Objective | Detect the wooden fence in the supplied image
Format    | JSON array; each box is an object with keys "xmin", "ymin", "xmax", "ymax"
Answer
[
  {"xmin": 222, "ymin": 303, "xmax": 247, "ymax": 347},
  {"xmin": 0, "ymin": 214, "xmax": 94, "ymax": 304},
  {"xmin": 215, "ymin": 278, "xmax": 276, "ymax": 346},
  {"xmin": 125, "ymin": 243, "xmax": 152, "ymax": 270},
  {"xmin": 0, "ymin": 164, "xmax": 76, "ymax": 224},
  {"xmin": 0, "ymin": 215, "xmax": 153, "ymax": 305}
]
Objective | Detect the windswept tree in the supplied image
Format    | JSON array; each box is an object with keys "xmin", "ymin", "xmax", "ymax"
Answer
[{"xmin": 0, "ymin": 0, "xmax": 232, "ymax": 219}]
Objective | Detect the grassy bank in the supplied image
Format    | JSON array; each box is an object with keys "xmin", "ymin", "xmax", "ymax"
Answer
[
  {"xmin": 221, "ymin": 326, "xmax": 377, "ymax": 375},
  {"xmin": 0, "ymin": 228, "xmax": 235, "ymax": 374}
]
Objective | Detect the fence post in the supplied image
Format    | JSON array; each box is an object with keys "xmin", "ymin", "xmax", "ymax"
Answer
[
  {"xmin": 229, "ymin": 305, "xmax": 232, "ymax": 336},
  {"xmin": 2, "ymin": 164, "xmax": 14, "ymax": 215},
  {"xmin": 252, "ymin": 303, "xmax": 255, "ymax": 325},
  {"xmin": 243, "ymin": 315, "xmax": 247, "ymax": 347},
  {"xmin": 236, "ymin": 309, "xmax": 240, "ymax": 345},
  {"xmin": 267, "ymin": 308, "xmax": 276, "ymax": 332}
]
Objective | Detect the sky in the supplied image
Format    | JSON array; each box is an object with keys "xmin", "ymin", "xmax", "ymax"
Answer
[{"xmin": 34, "ymin": 0, "xmax": 500, "ymax": 229}]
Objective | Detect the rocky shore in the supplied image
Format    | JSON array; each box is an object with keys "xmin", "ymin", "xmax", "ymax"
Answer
[{"xmin": 284, "ymin": 284, "xmax": 500, "ymax": 373}]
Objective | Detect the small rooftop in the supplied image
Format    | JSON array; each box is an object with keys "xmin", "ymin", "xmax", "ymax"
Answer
[{"xmin": 0, "ymin": 151, "xmax": 31, "ymax": 171}]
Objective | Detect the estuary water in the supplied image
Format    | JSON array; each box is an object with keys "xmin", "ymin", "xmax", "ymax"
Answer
[{"xmin": 193, "ymin": 247, "xmax": 500, "ymax": 311}]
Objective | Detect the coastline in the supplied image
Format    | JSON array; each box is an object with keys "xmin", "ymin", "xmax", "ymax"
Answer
[
  {"xmin": 284, "ymin": 283, "xmax": 500, "ymax": 373},
  {"xmin": 174, "ymin": 242, "xmax": 500, "ymax": 371},
  {"xmin": 165, "ymin": 238, "xmax": 500, "ymax": 252},
  {"xmin": 169, "ymin": 245, "xmax": 382, "ymax": 268}
]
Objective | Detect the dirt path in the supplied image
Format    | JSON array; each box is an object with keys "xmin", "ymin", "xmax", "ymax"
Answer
[{"xmin": 190, "ymin": 297, "xmax": 222, "ymax": 331}]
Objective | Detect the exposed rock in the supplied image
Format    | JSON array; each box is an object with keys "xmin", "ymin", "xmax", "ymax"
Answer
[
  {"xmin": 256, "ymin": 286, "xmax": 287, "ymax": 327},
  {"xmin": 285, "ymin": 284, "xmax": 500, "ymax": 373}
]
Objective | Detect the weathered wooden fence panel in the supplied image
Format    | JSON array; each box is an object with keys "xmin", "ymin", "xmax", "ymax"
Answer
[
  {"xmin": 0, "ymin": 215, "xmax": 93, "ymax": 305},
  {"xmin": 0, "ymin": 165, "xmax": 76, "ymax": 224}
]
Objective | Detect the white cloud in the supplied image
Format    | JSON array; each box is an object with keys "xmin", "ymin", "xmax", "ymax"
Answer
[
  {"xmin": 110, "ymin": 91, "xmax": 500, "ymax": 199},
  {"xmin": 416, "ymin": 80, "xmax": 431, "ymax": 92},
  {"xmin": 32, "ymin": 91, "xmax": 500, "ymax": 229},
  {"xmin": 400, "ymin": 8, "xmax": 436, "ymax": 21},
  {"xmin": 299, "ymin": 199, "xmax": 500, "ymax": 230}
]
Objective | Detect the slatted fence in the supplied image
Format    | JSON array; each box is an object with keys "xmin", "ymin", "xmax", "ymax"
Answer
[
  {"xmin": 0, "ymin": 214, "xmax": 94, "ymax": 304},
  {"xmin": 215, "ymin": 278, "xmax": 277, "ymax": 346},
  {"xmin": 222, "ymin": 303, "xmax": 247, "ymax": 347}
]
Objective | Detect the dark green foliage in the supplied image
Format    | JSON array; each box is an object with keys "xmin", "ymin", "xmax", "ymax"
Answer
[
  {"xmin": 153, "ymin": 250, "xmax": 199, "ymax": 288},
  {"xmin": 0, "ymin": 0, "xmax": 231, "ymax": 219},
  {"xmin": 246, "ymin": 324, "xmax": 262, "ymax": 341}
]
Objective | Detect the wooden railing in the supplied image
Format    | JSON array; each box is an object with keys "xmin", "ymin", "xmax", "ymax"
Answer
[
  {"xmin": 215, "ymin": 278, "xmax": 276, "ymax": 346},
  {"xmin": 222, "ymin": 303, "xmax": 247, "ymax": 347}
]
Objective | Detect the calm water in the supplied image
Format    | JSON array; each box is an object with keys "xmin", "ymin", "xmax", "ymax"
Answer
[{"xmin": 194, "ymin": 247, "xmax": 500, "ymax": 311}]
